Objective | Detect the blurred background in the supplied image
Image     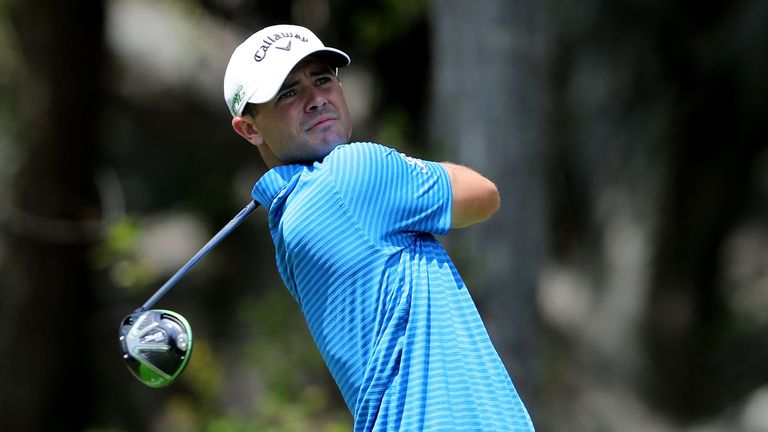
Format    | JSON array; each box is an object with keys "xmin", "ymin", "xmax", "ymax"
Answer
[{"xmin": 1, "ymin": 0, "xmax": 767, "ymax": 431}]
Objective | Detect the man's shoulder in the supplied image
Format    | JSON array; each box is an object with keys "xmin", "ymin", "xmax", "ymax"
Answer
[{"xmin": 251, "ymin": 164, "xmax": 306, "ymax": 207}]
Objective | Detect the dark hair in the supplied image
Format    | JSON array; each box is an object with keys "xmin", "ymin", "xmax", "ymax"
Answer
[{"xmin": 242, "ymin": 102, "xmax": 259, "ymax": 118}]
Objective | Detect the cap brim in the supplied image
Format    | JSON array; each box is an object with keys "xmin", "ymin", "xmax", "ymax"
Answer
[
  {"xmin": 310, "ymin": 48, "xmax": 350, "ymax": 68},
  {"xmin": 246, "ymin": 48, "xmax": 351, "ymax": 105}
]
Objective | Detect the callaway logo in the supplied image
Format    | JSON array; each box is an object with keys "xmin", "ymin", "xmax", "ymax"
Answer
[{"xmin": 254, "ymin": 32, "xmax": 309, "ymax": 62}]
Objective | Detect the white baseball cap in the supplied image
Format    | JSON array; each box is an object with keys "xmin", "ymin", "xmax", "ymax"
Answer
[{"xmin": 223, "ymin": 24, "xmax": 350, "ymax": 117}]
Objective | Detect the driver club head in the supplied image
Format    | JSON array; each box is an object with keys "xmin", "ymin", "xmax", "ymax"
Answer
[{"xmin": 119, "ymin": 309, "xmax": 193, "ymax": 388}]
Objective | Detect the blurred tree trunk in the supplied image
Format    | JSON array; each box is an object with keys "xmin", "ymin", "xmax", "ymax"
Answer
[
  {"xmin": 0, "ymin": 0, "xmax": 104, "ymax": 429},
  {"xmin": 531, "ymin": 0, "xmax": 768, "ymax": 429},
  {"xmin": 429, "ymin": 0, "xmax": 548, "ymax": 414},
  {"xmin": 644, "ymin": 1, "xmax": 768, "ymax": 417},
  {"xmin": 431, "ymin": 0, "xmax": 768, "ymax": 430}
]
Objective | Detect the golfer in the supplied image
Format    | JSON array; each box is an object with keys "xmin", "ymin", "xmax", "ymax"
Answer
[{"xmin": 224, "ymin": 24, "xmax": 534, "ymax": 431}]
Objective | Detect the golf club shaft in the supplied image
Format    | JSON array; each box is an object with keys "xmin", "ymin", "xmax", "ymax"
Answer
[{"xmin": 136, "ymin": 200, "xmax": 259, "ymax": 312}]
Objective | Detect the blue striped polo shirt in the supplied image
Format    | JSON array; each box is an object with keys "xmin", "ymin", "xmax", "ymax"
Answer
[{"xmin": 251, "ymin": 142, "xmax": 534, "ymax": 431}]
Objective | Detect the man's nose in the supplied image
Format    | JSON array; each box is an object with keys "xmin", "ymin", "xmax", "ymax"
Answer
[{"xmin": 305, "ymin": 88, "xmax": 327, "ymax": 112}]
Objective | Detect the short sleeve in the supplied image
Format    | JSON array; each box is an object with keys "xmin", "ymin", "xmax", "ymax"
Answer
[{"xmin": 324, "ymin": 142, "xmax": 452, "ymax": 241}]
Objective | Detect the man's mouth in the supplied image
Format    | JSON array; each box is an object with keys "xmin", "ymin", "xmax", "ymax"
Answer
[{"xmin": 306, "ymin": 116, "xmax": 335, "ymax": 131}]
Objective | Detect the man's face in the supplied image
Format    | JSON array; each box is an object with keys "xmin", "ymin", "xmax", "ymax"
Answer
[{"xmin": 248, "ymin": 57, "xmax": 352, "ymax": 164}]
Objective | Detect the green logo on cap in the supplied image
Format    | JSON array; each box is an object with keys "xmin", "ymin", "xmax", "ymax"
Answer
[{"xmin": 231, "ymin": 85, "xmax": 245, "ymax": 114}]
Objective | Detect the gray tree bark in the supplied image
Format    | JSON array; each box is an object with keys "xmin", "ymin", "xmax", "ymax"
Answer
[
  {"xmin": 428, "ymin": 0, "xmax": 549, "ymax": 417},
  {"xmin": 0, "ymin": 0, "xmax": 105, "ymax": 429}
]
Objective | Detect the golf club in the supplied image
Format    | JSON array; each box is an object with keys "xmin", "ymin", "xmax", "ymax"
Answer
[{"xmin": 119, "ymin": 200, "xmax": 259, "ymax": 387}]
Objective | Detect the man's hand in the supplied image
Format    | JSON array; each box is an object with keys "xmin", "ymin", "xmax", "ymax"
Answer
[{"xmin": 441, "ymin": 162, "xmax": 500, "ymax": 228}]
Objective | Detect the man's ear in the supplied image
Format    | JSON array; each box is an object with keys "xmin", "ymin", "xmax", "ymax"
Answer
[{"xmin": 232, "ymin": 116, "xmax": 264, "ymax": 146}]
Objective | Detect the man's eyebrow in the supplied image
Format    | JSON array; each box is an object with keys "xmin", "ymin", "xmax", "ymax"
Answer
[
  {"xmin": 278, "ymin": 66, "xmax": 334, "ymax": 93},
  {"xmin": 278, "ymin": 79, "xmax": 300, "ymax": 93},
  {"xmin": 309, "ymin": 66, "xmax": 334, "ymax": 75}
]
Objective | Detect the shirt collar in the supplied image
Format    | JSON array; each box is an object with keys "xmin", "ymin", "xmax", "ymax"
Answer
[{"xmin": 250, "ymin": 164, "xmax": 306, "ymax": 208}]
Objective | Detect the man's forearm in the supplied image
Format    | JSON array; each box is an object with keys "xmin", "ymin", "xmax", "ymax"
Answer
[{"xmin": 441, "ymin": 162, "xmax": 500, "ymax": 228}]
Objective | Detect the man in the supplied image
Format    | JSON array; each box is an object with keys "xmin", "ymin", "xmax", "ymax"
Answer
[{"xmin": 224, "ymin": 24, "xmax": 534, "ymax": 431}]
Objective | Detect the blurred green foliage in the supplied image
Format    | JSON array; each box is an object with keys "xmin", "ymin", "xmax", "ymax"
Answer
[
  {"xmin": 90, "ymin": 217, "xmax": 156, "ymax": 291},
  {"xmin": 131, "ymin": 288, "xmax": 353, "ymax": 431},
  {"xmin": 237, "ymin": 288, "xmax": 351, "ymax": 431},
  {"xmin": 353, "ymin": 0, "xmax": 425, "ymax": 50},
  {"xmin": 0, "ymin": 3, "xmax": 18, "ymax": 174}
]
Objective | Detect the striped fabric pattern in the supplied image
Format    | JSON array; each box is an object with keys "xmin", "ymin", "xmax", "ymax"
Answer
[{"xmin": 251, "ymin": 142, "xmax": 534, "ymax": 431}]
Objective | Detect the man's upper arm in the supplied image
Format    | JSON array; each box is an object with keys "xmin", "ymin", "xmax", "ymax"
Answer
[
  {"xmin": 329, "ymin": 143, "xmax": 452, "ymax": 237},
  {"xmin": 441, "ymin": 162, "xmax": 500, "ymax": 228}
]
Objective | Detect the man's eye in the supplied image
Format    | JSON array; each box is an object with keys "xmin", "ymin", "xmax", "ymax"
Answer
[
  {"xmin": 316, "ymin": 77, "xmax": 331, "ymax": 85},
  {"xmin": 278, "ymin": 89, "xmax": 296, "ymax": 100}
]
